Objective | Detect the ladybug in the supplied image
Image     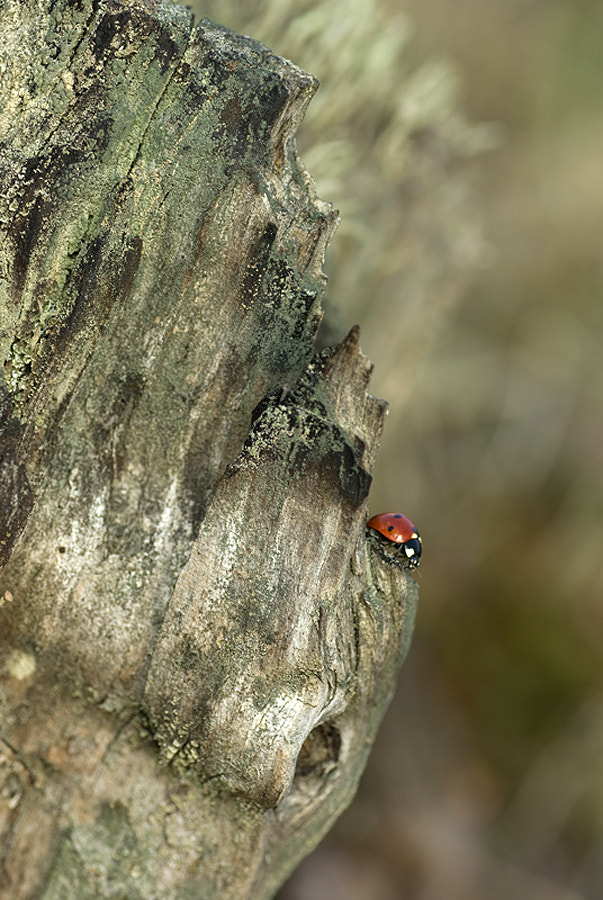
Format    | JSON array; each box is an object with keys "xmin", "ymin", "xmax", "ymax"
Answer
[{"xmin": 366, "ymin": 512, "xmax": 422, "ymax": 569}]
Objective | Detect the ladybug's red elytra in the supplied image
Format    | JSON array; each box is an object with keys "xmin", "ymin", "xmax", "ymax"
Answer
[{"xmin": 366, "ymin": 512, "xmax": 422, "ymax": 569}]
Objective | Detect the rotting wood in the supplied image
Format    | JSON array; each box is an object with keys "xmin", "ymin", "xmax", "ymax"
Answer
[{"xmin": 0, "ymin": 2, "xmax": 417, "ymax": 897}]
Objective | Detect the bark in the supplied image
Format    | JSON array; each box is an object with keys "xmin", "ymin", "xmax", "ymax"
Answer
[{"xmin": 0, "ymin": 1, "xmax": 417, "ymax": 897}]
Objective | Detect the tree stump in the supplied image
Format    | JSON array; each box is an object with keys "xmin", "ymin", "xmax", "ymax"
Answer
[{"xmin": 0, "ymin": 2, "xmax": 418, "ymax": 897}]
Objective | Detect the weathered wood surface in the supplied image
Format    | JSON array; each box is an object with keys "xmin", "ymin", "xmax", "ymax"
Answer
[{"xmin": 0, "ymin": 1, "xmax": 418, "ymax": 897}]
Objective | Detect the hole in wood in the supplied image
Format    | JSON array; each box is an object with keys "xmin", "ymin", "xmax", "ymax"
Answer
[{"xmin": 294, "ymin": 721, "xmax": 341, "ymax": 779}]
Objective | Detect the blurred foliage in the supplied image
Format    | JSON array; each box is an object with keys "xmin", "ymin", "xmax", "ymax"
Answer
[{"xmin": 190, "ymin": 1, "xmax": 603, "ymax": 897}]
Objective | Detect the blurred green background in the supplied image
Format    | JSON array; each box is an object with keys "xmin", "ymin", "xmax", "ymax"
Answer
[{"xmin": 193, "ymin": 1, "xmax": 603, "ymax": 897}]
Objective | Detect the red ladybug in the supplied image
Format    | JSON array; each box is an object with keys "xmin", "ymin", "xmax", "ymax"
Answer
[{"xmin": 366, "ymin": 512, "xmax": 422, "ymax": 569}]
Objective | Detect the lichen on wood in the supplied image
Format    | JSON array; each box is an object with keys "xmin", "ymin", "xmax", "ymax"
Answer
[{"xmin": 0, "ymin": 1, "xmax": 417, "ymax": 897}]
